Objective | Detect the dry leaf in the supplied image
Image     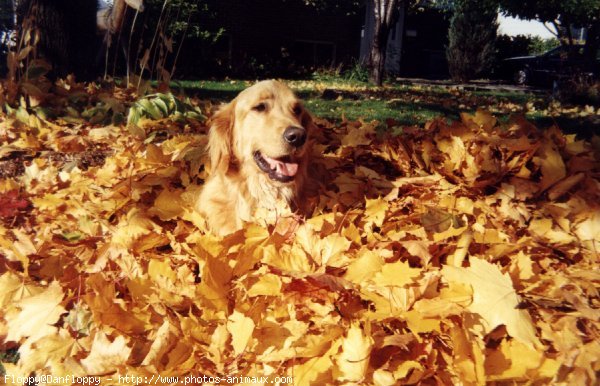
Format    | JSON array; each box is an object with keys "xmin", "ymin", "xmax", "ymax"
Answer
[{"xmin": 442, "ymin": 258, "xmax": 540, "ymax": 348}]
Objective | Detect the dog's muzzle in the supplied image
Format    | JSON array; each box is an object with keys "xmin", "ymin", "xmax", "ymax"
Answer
[
  {"xmin": 253, "ymin": 151, "xmax": 299, "ymax": 183},
  {"xmin": 283, "ymin": 126, "xmax": 307, "ymax": 148}
]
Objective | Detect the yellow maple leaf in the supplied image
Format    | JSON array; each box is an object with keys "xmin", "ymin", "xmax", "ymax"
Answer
[
  {"xmin": 447, "ymin": 229, "xmax": 473, "ymax": 267},
  {"xmin": 529, "ymin": 218, "xmax": 576, "ymax": 244},
  {"xmin": 318, "ymin": 234, "xmax": 352, "ymax": 267},
  {"xmin": 394, "ymin": 360, "xmax": 425, "ymax": 382},
  {"xmin": 31, "ymin": 193, "xmax": 63, "ymax": 211},
  {"xmin": 533, "ymin": 140, "xmax": 566, "ymax": 192},
  {"xmin": 0, "ymin": 230, "xmax": 33, "ymax": 270},
  {"xmin": 469, "ymin": 110, "xmax": 497, "ymax": 132},
  {"xmin": 373, "ymin": 260, "xmax": 421, "ymax": 287},
  {"xmin": 575, "ymin": 211, "xmax": 600, "ymax": 252},
  {"xmin": 0, "ymin": 271, "xmax": 36, "ymax": 307},
  {"xmin": 340, "ymin": 122, "xmax": 375, "ymax": 147},
  {"xmin": 442, "ymin": 257, "xmax": 540, "ymax": 348},
  {"xmin": 247, "ymin": 273, "xmax": 283, "ymax": 297},
  {"xmin": 207, "ymin": 323, "xmax": 229, "ymax": 367},
  {"xmin": 85, "ymin": 274, "xmax": 147, "ymax": 335},
  {"xmin": 196, "ymin": 255, "xmax": 232, "ymax": 313},
  {"xmin": 404, "ymin": 309, "xmax": 441, "ymax": 334},
  {"xmin": 344, "ymin": 248, "xmax": 383, "ymax": 283},
  {"xmin": 434, "ymin": 224, "xmax": 468, "ymax": 243},
  {"xmin": 80, "ymin": 331, "xmax": 132, "ymax": 375},
  {"xmin": 437, "ymin": 136, "xmax": 473, "ymax": 175},
  {"xmin": 17, "ymin": 329, "xmax": 79, "ymax": 375},
  {"xmin": 449, "ymin": 323, "xmax": 486, "ymax": 385},
  {"xmin": 293, "ymin": 349, "xmax": 336, "ymax": 386},
  {"xmin": 266, "ymin": 244, "xmax": 315, "ymax": 273},
  {"xmin": 373, "ymin": 369, "xmax": 396, "ymax": 386},
  {"xmin": 364, "ymin": 197, "xmax": 387, "ymax": 228},
  {"xmin": 148, "ymin": 188, "xmax": 184, "ymax": 221},
  {"xmin": 485, "ymin": 339, "xmax": 559, "ymax": 381},
  {"xmin": 227, "ymin": 310, "xmax": 255, "ymax": 356},
  {"xmin": 402, "ymin": 240, "xmax": 433, "ymax": 265},
  {"xmin": 296, "ymin": 224, "xmax": 351, "ymax": 267},
  {"xmin": 111, "ymin": 208, "xmax": 158, "ymax": 248},
  {"xmin": 141, "ymin": 320, "xmax": 177, "ymax": 367},
  {"xmin": 6, "ymin": 281, "xmax": 66, "ymax": 343},
  {"xmin": 148, "ymin": 259, "xmax": 177, "ymax": 286},
  {"xmin": 335, "ymin": 322, "xmax": 373, "ymax": 382}
]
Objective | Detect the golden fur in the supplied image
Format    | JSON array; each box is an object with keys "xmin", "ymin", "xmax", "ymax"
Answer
[{"xmin": 197, "ymin": 80, "xmax": 315, "ymax": 235}]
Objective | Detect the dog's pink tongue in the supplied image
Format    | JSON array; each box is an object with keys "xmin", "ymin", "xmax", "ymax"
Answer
[{"xmin": 264, "ymin": 155, "xmax": 298, "ymax": 177}]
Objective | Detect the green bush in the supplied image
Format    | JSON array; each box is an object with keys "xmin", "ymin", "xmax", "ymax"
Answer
[
  {"xmin": 529, "ymin": 36, "xmax": 560, "ymax": 55},
  {"xmin": 446, "ymin": 0, "xmax": 498, "ymax": 82},
  {"xmin": 558, "ymin": 77, "xmax": 600, "ymax": 106},
  {"xmin": 496, "ymin": 35, "xmax": 532, "ymax": 59}
]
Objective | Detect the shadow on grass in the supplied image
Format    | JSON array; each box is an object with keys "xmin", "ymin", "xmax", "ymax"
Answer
[
  {"xmin": 170, "ymin": 80, "xmax": 247, "ymax": 101},
  {"xmin": 171, "ymin": 80, "xmax": 598, "ymax": 138},
  {"xmin": 308, "ymin": 95, "xmax": 463, "ymax": 126},
  {"xmin": 388, "ymin": 100, "xmax": 460, "ymax": 118},
  {"xmin": 530, "ymin": 116, "xmax": 600, "ymax": 139}
]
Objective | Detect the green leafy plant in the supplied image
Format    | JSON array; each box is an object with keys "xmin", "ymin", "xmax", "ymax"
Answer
[
  {"xmin": 127, "ymin": 92, "xmax": 205, "ymax": 126},
  {"xmin": 343, "ymin": 60, "xmax": 369, "ymax": 83}
]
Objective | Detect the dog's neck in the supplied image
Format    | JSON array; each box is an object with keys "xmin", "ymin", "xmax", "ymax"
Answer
[
  {"xmin": 217, "ymin": 160, "xmax": 303, "ymax": 229},
  {"xmin": 240, "ymin": 165, "xmax": 299, "ymax": 215}
]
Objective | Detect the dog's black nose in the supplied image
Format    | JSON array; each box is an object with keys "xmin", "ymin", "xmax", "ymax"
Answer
[{"xmin": 283, "ymin": 126, "xmax": 307, "ymax": 147}]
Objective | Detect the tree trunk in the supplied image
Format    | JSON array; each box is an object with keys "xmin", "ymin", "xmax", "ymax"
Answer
[
  {"xmin": 368, "ymin": 22, "xmax": 387, "ymax": 85},
  {"xmin": 17, "ymin": 0, "xmax": 97, "ymax": 79},
  {"xmin": 367, "ymin": 0, "xmax": 400, "ymax": 86},
  {"xmin": 583, "ymin": 22, "xmax": 599, "ymax": 73}
]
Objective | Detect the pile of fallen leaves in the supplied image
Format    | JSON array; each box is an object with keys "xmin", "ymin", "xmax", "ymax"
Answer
[{"xmin": 0, "ymin": 82, "xmax": 599, "ymax": 385}]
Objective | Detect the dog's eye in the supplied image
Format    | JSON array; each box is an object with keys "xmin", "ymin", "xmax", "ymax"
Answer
[
  {"xmin": 253, "ymin": 102, "xmax": 267, "ymax": 112},
  {"xmin": 292, "ymin": 105, "xmax": 302, "ymax": 116}
]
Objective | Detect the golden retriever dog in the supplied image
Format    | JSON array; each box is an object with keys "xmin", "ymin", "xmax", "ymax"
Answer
[{"xmin": 197, "ymin": 80, "xmax": 315, "ymax": 235}]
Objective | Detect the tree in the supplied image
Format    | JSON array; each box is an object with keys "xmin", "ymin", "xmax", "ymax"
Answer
[
  {"xmin": 0, "ymin": 0, "xmax": 15, "ymax": 76},
  {"xmin": 122, "ymin": 0, "xmax": 220, "ymax": 81},
  {"xmin": 367, "ymin": 0, "xmax": 404, "ymax": 86},
  {"xmin": 446, "ymin": 0, "xmax": 498, "ymax": 82},
  {"xmin": 498, "ymin": 0, "xmax": 600, "ymax": 68},
  {"xmin": 97, "ymin": 0, "xmax": 146, "ymax": 81},
  {"xmin": 16, "ymin": 0, "xmax": 97, "ymax": 79}
]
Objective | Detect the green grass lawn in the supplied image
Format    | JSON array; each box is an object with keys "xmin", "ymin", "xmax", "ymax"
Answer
[{"xmin": 173, "ymin": 78, "xmax": 599, "ymax": 137}]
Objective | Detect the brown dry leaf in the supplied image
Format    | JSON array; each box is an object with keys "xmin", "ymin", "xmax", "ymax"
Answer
[
  {"xmin": 227, "ymin": 310, "xmax": 255, "ymax": 356},
  {"xmin": 111, "ymin": 208, "xmax": 159, "ymax": 248},
  {"xmin": 16, "ymin": 329, "xmax": 80, "ymax": 376},
  {"xmin": 575, "ymin": 211, "xmax": 600, "ymax": 253},
  {"xmin": 293, "ymin": 339, "xmax": 340, "ymax": 386},
  {"xmin": 364, "ymin": 197, "xmax": 388, "ymax": 228},
  {"xmin": 373, "ymin": 260, "xmax": 421, "ymax": 287},
  {"xmin": 442, "ymin": 257, "xmax": 540, "ymax": 348},
  {"xmin": 148, "ymin": 188, "xmax": 185, "ymax": 220},
  {"xmin": 534, "ymin": 138, "xmax": 567, "ymax": 192},
  {"xmin": 141, "ymin": 320, "xmax": 178, "ymax": 367},
  {"xmin": 344, "ymin": 248, "xmax": 383, "ymax": 283},
  {"xmin": 485, "ymin": 339, "xmax": 559, "ymax": 381},
  {"xmin": 0, "ymin": 271, "xmax": 37, "ymax": 307},
  {"xmin": 5, "ymin": 281, "xmax": 66, "ymax": 343},
  {"xmin": 1, "ymin": 82, "xmax": 599, "ymax": 384},
  {"xmin": 247, "ymin": 273, "xmax": 283, "ymax": 297},
  {"xmin": 80, "ymin": 331, "xmax": 132, "ymax": 375},
  {"xmin": 335, "ymin": 322, "xmax": 373, "ymax": 382}
]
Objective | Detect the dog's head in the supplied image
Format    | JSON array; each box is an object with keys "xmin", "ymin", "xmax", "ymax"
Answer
[{"xmin": 208, "ymin": 80, "xmax": 314, "ymax": 183}]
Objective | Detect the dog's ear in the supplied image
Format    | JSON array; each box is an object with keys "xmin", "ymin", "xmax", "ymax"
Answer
[
  {"xmin": 208, "ymin": 101, "xmax": 236, "ymax": 174},
  {"xmin": 301, "ymin": 109, "xmax": 319, "ymax": 137}
]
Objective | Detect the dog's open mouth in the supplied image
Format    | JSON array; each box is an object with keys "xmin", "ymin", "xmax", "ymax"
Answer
[{"xmin": 253, "ymin": 151, "xmax": 299, "ymax": 183}]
